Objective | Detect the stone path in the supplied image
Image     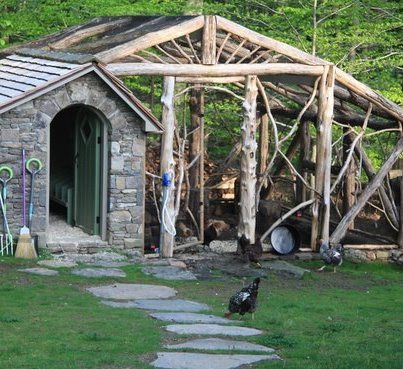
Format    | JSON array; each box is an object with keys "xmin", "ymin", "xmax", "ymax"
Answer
[
  {"xmin": 142, "ymin": 266, "xmax": 197, "ymax": 281},
  {"xmin": 32, "ymin": 255, "xmax": 281, "ymax": 368},
  {"xmin": 18, "ymin": 267, "xmax": 59, "ymax": 276},
  {"xmin": 165, "ymin": 324, "xmax": 263, "ymax": 336},
  {"xmin": 150, "ymin": 312, "xmax": 235, "ymax": 324},
  {"xmin": 151, "ymin": 352, "xmax": 281, "ymax": 369},
  {"xmin": 71, "ymin": 268, "xmax": 126, "ymax": 278},
  {"xmin": 164, "ymin": 338, "xmax": 275, "ymax": 353},
  {"xmin": 87, "ymin": 280, "xmax": 281, "ymax": 368}
]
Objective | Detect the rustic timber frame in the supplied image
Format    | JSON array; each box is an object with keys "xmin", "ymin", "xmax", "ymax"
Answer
[{"xmin": 4, "ymin": 15, "xmax": 402, "ymax": 255}]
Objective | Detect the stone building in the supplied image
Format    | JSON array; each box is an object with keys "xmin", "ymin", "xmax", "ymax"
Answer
[{"xmin": 0, "ymin": 55, "xmax": 162, "ymax": 253}]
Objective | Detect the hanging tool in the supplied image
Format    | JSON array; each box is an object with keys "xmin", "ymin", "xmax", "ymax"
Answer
[
  {"xmin": 0, "ymin": 166, "xmax": 13, "ymax": 256},
  {"xmin": 26, "ymin": 158, "xmax": 43, "ymax": 229},
  {"xmin": 15, "ymin": 150, "xmax": 37, "ymax": 259}
]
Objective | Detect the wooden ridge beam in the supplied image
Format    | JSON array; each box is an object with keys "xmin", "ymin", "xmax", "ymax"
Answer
[
  {"xmin": 49, "ymin": 18, "xmax": 133, "ymax": 50},
  {"xmin": 106, "ymin": 63, "xmax": 325, "ymax": 77},
  {"xmin": 96, "ymin": 16, "xmax": 204, "ymax": 63}
]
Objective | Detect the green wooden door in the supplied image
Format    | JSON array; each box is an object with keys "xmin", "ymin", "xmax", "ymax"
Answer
[{"xmin": 74, "ymin": 110, "xmax": 101, "ymax": 235}]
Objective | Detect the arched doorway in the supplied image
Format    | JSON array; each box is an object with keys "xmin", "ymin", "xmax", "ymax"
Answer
[{"xmin": 49, "ymin": 105, "xmax": 108, "ymax": 237}]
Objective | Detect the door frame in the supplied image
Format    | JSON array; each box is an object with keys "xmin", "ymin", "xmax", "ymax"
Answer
[{"xmin": 48, "ymin": 104, "xmax": 109, "ymax": 241}]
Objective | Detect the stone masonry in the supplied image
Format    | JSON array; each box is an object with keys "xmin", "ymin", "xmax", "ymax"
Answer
[{"xmin": 0, "ymin": 72, "xmax": 146, "ymax": 251}]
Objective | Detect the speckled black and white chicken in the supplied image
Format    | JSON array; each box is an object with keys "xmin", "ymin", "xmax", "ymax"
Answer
[
  {"xmin": 225, "ymin": 277, "xmax": 260, "ymax": 320},
  {"xmin": 319, "ymin": 240, "xmax": 344, "ymax": 273}
]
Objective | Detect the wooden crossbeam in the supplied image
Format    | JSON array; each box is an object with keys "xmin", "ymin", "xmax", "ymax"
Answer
[{"xmin": 106, "ymin": 63, "xmax": 325, "ymax": 77}]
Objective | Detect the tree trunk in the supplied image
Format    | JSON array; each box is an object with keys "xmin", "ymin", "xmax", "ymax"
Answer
[
  {"xmin": 311, "ymin": 65, "xmax": 334, "ymax": 250},
  {"xmin": 342, "ymin": 129, "xmax": 356, "ymax": 229},
  {"xmin": 189, "ymin": 86, "xmax": 203, "ymax": 224},
  {"xmin": 296, "ymin": 120, "xmax": 311, "ymax": 203},
  {"xmin": 238, "ymin": 75, "xmax": 258, "ymax": 244},
  {"xmin": 258, "ymin": 113, "xmax": 269, "ymax": 190},
  {"xmin": 330, "ymin": 137, "xmax": 403, "ymax": 245},
  {"xmin": 399, "ymin": 175, "xmax": 403, "ymax": 247},
  {"xmin": 159, "ymin": 76, "xmax": 176, "ymax": 258}
]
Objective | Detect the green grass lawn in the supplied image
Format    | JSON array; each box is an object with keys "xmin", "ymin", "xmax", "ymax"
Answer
[{"xmin": 0, "ymin": 256, "xmax": 402, "ymax": 369}]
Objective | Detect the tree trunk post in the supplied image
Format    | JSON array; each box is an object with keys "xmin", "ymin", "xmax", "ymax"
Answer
[
  {"xmin": 311, "ymin": 65, "xmax": 334, "ymax": 250},
  {"xmin": 202, "ymin": 15, "xmax": 216, "ymax": 65},
  {"xmin": 159, "ymin": 76, "xmax": 176, "ymax": 258},
  {"xmin": 296, "ymin": 120, "xmax": 311, "ymax": 204},
  {"xmin": 199, "ymin": 90, "xmax": 205, "ymax": 243},
  {"xmin": 189, "ymin": 86, "xmax": 203, "ymax": 225},
  {"xmin": 330, "ymin": 137, "xmax": 403, "ymax": 245},
  {"xmin": 258, "ymin": 113, "xmax": 269, "ymax": 190},
  {"xmin": 342, "ymin": 128, "xmax": 356, "ymax": 229},
  {"xmin": 238, "ymin": 75, "xmax": 258, "ymax": 244},
  {"xmin": 399, "ymin": 174, "xmax": 403, "ymax": 248}
]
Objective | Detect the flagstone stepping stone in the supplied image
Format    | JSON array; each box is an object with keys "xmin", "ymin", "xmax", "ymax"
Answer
[
  {"xmin": 150, "ymin": 313, "xmax": 235, "ymax": 324},
  {"xmin": 71, "ymin": 268, "xmax": 126, "ymax": 278},
  {"xmin": 151, "ymin": 352, "xmax": 281, "ymax": 369},
  {"xmin": 87, "ymin": 283, "xmax": 176, "ymax": 300},
  {"xmin": 18, "ymin": 268, "xmax": 59, "ymax": 276},
  {"xmin": 92, "ymin": 261, "xmax": 131, "ymax": 268},
  {"xmin": 262, "ymin": 260, "xmax": 310, "ymax": 279},
  {"xmin": 101, "ymin": 299, "xmax": 210, "ymax": 312},
  {"xmin": 164, "ymin": 338, "xmax": 275, "ymax": 353},
  {"xmin": 165, "ymin": 324, "xmax": 262, "ymax": 336},
  {"xmin": 142, "ymin": 266, "xmax": 197, "ymax": 280},
  {"xmin": 38, "ymin": 260, "xmax": 77, "ymax": 268}
]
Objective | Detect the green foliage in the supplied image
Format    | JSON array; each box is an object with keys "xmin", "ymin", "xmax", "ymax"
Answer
[{"xmin": 0, "ymin": 0, "xmax": 401, "ymax": 165}]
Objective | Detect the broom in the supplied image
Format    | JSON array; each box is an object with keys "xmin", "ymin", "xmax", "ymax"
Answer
[{"xmin": 15, "ymin": 149, "xmax": 37, "ymax": 259}]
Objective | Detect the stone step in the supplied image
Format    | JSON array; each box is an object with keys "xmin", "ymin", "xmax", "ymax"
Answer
[
  {"xmin": 142, "ymin": 266, "xmax": 197, "ymax": 281},
  {"xmin": 165, "ymin": 324, "xmax": 262, "ymax": 336},
  {"xmin": 164, "ymin": 338, "xmax": 275, "ymax": 353},
  {"xmin": 101, "ymin": 299, "xmax": 210, "ymax": 312},
  {"xmin": 71, "ymin": 268, "xmax": 126, "ymax": 278},
  {"xmin": 38, "ymin": 260, "xmax": 77, "ymax": 268},
  {"xmin": 87, "ymin": 283, "xmax": 177, "ymax": 300},
  {"xmin": 18, "ymin": 268, "xmax": 59, "ymax": 276},
  {"xmin": 46, "ymin": 240, "xmax": 109, "ymax": 254},
  {"xmin": 150, "ymin": 313, "xmax": 236, "ymax": 325},
  {"xmin": 151, "ymin": 352, "xmax": 281, "ymax": 369}
]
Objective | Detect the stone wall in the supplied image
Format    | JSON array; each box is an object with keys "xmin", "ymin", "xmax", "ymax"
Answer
[{"xmin": 0, "ymin": 72, "xmax": 146, "ymax": 251}]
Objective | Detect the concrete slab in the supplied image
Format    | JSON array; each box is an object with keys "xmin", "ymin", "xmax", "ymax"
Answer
[
  {"xmin": 71, "ymin": 268, "xmax": 126, "ymax": 278},
  {"xmin": 165, "ymin": 324, "xmax": 262, "ymax": 336},
  {"xmin": 150, "ymin": 313, "xmax": 235, "ymax": 325},
  {"xmin": 151, "ymin": 352, "xmax": 280, "ymax": 369},
  {"xmin": 38, "ymin": 260, "xmax": 77, "ymax": 268},
  {"xmin": 101, "ymin": 299, "xmax": 209, "ymax": 312},
  {"xmin": 164, "ymin": 338, "xmax": 275, "ymax": 353},
  {"xmin": 142, "ymin": 266, "xmax": 197, "ymax": 280},
  {"xmin": 18, "ymin": 268, "xmax": 59, "ymax": 276},
  {"xmin": 87, "ymin": 283, "xmax": 176, "ymax": 300}
]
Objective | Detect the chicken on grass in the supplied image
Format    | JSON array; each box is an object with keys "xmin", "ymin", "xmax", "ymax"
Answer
[
  {"xmin": 318, "ymin": 240, "xmax": 344, "ymax": 273},
  {"xmin": 225, "ymin": 277, "xmax": 260, "ymax": 320}
]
